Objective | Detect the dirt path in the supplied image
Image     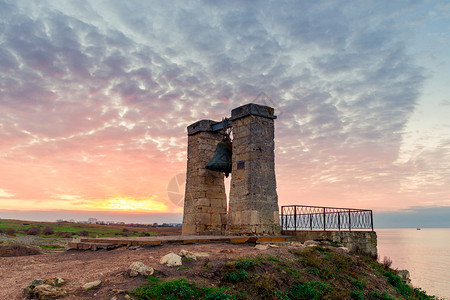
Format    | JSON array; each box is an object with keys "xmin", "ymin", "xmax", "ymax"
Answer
[{"xmin": 0, "ymin": 242, "xmax": 291, "ymax": 299}]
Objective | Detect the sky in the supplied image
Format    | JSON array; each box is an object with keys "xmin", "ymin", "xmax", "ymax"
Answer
[{"xmin": 0, "ymin": 0, "xmax": 449, "ymax": 227}]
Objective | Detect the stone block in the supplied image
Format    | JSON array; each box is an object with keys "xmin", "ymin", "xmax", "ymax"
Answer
[
  {"xmin": 221, "ymin": 213, "xmax": 228, "ymax": 225},
  {"xmin": 249, "ymin": 210, "xmax": 259, "ymax": 225},
  {"xmin": 231, "ymin": 103, "xmax": 277, "ymax": 121},
  {"xmin": 273, "ymin": 210, "xmax": 279, "ymax": 223},
  {"xmin": 196, "ymin": 213, "xmax": 211, "ymax": 225},
  {"xmin": 196, "ymin": 198, "xmax": 211, "ymax": 207},
  {"xmin": 187, "ymin": 120, "xmax": 215, "ymax": 135},
  {"xmin": 210, "ymin": 199, "xmax": 226, "ymax": 208},
  {"xmin": 206, "ymin": 191, "xmax": 226, "ymax": 199},
  {"xmin": 210, "ymin": 214, "xmax": 222, "ymax": 226}
]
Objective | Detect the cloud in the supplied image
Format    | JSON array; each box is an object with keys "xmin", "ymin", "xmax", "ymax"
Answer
[
  {"xmin": 0, "ymin": 0, "xmax": 447, "ymax": 215},
  {"xmin": 0, "ymin": 189, "xmax": 15, "ymax": 198}
]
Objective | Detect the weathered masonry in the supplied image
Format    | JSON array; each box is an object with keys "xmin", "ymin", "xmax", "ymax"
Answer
[
  {"xmin": 182, "ymin": 103, "xmax": 280, "ymax": 236},
  {"xmin": 280, "ymin": 205, "xmax": 378, "ymax": 256},
  {"xmin": 182, "ymin": 119, "xmax": 228, "ymax": 235}
]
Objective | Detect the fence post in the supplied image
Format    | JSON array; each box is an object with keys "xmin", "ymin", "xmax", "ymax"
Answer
[
  {"xmin": 370, "ymin": 210, "xmax": 374, "ymax": 231},
  {"xmin": 294, "ymin": 206, "xmax": 297, "ymax": 231},
  {"xmin": 285, "ymin": 211, "xmax": 288, "ymax": 231},
  {"xmin": 309, "ymin": 212, "xmax": 312, "ymax": 230},
  {"xmin": 281, "ymin": 206, "xmax": 284, "ymax": 231},
  {"xmin": 348, "ymin": 209, "xmax": 351, "ymax": 231},
  {"xmin": 338, "ymin": 212, "xmax": 340, "ymax": 231},
  {"xmin": 323, "ymin": 207, "xmax": 326, "ymax": 231}
]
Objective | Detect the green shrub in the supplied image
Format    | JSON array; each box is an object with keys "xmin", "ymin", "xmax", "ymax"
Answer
[
  {"xmin": 384, "ymin": 271, "xmax": 402, "ymax": 286},
  {"xmin": 329, "ymin": 251, "xmax": 353, "ymax": 273},
  {"xmin": 311, "ymin": 245, "xmax": 329, "ymax": 253},
  {"xmin": 79, "ymin": 230, "xmax": 89, "ymax": 237},
  {"xmin": 353, "ymin": 279, "xmax": 367, "ymax": 290},
  {"xmin": 307, "ymin": 267, "xmax": 320, "ymax": 276},
  {"xmin": 221, "ymin": 257, "xmax": 259, "ymax": 284},
  {"xmin": 131, "ymin": 277, "xmax": 235, "ymax": 300},
  {"xmin": 141, "ymin": 231, "xmax": 157, "ymax": 237},
  {"xmin": 222, "ymin": 269, "xmax": 248, "ymax": 283},
  {"xmin": 351, "ymin": 290, "xmax": 364, "ymax": 300},
  {"xmin": 384, "ymin": 271, "xmax": 435, "ymax": 299},
  {"xmin": 318, "ymin": 267, "xmax": 333, "ymax": 279},
  {"xmin": 235, "ymin": 257, "xmax": 257, "ymax": 269},
  {"xmin": 368, "ymin": 290, "xmax": 395, "ymax": 300},
  {"xmin": 5, "ymin": 228, "xmax": 16, "ymax": 236},
  {"xmin": 42, "ymin": 226, "xmax": 54, "ymax": 235},
  {"xmin": 27, "ymin": 227, "xmax": 41, "ymax": 235},
  {"xmin": 205, "ymin": 291, "xmax": 236, "ymax": 300},
  {"xmin": 133, "ymin": 278, "xmax": 198, "ymax": 300},
  {"xmin": 38, "ymin": 245, "xmax": 65, "ymax": 249},
  {"xmin": 299, "ymin": 249, "xmax": 321, "ymax": 268},
  {"xmin": 287, "ymin": 281, "xmax": 330, "ymax": 300},
  {"xmin": 247, "ymin": 274, "xmax": 279, "ymax": 299},
  {"xmin": 331, "ymin": 240, "xmax": 342, "ymax": 247},
  {"xmin": 266, "ymin": 256, "xmax": 280, "ymax": 262}
]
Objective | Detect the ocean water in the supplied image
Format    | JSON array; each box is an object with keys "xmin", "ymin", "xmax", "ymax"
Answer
[{"xmin": 376, "ymin": 228, "xmax": 450, "ymax": 299}]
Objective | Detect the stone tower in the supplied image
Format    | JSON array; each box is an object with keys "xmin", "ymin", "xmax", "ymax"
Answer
[
  {"xmin": 227, "ymin": 104, "xmax": 280, "ymax": 235},
  {"xmin": 182, "ymin": 103, "xmax": 280, "ymax": 236},
  {"xmin": 181, "ymin": 120, "xmax": 228, "ymax": 235}
]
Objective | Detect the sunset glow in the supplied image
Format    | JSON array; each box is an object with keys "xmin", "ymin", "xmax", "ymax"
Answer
[{"xmin": 92, "ymin": 197, "xmax": 168, "ymax": 212}]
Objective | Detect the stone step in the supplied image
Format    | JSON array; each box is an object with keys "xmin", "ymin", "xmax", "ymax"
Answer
[
  {"xmin": 67, "ymin": 242, "xmax": 118, "ymax": 251},
  {"xmin": 67, "ymin": 235, "xmax": 290, "ymax": 251}
]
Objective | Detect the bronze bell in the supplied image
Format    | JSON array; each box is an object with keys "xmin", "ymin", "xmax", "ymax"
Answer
[{"xmin": 205, "ymin": 138, "xmax": 232, "ymax": 177}]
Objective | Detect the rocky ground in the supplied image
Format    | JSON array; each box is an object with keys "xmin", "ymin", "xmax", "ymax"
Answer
[
  {"xmin": 0, "ymin": 238, "xmax": 292, "ymax": 299},
  {"xmin": 1, "ymin": 234, "xmax": 431, "ymax": 300}
]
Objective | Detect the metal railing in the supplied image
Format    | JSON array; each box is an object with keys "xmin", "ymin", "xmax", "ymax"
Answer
[{"xmin": 281, "ymin": 205, "xmax": 373, "ymax": 231}]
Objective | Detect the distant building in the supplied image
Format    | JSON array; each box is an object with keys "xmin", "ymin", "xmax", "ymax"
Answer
[{"xmin": 88, "ymin": 218, "xmax": 97, "ymax": 224}]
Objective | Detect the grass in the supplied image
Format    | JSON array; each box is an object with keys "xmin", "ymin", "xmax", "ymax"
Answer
[
  {"xmin": 383, "ymin": 270, "xmax": 433, "ymax": 299},
  {"xmin": 0, "ymin": 219, "xmax": 157, "ymax": 238},
  {"xmin": 131, "ymin": 245, "xmax": 438, "ymax": 300},
  {"xmin": 38, "ymin": 245, "xmax": 65, "ymax": 250},
  {"xmin": 353, "ymin": 278, "xmax": 367, "ymax": 290},
  {"xmin": 286, "ymin": 281, "xmax": 331, "ymax": 299},
  {"xmin": 351, "ymin": 290, "xmax": 365, "ymax": 299},
  {"xmin": 131, "ymin": 277, "xmax": 236, "ymax": 300}
]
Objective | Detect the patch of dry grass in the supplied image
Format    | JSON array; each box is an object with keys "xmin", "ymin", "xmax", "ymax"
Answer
[{"xmin": 0, "ymin": 244, "xmax": 42, "ymax": 257}]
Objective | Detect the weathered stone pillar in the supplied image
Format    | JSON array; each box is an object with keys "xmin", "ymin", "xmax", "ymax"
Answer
[
  {"xmin": 182, "ymin": 120, "xmax": 227, "ymax": 235},
  {"xmin": 228, "ymin": 103, "xmax": 280, "ymax": 235}
]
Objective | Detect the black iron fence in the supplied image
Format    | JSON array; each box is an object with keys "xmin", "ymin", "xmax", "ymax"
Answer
[{"xmin": 281, "ymin": 205, "xmax": 373, "ymax": 231}]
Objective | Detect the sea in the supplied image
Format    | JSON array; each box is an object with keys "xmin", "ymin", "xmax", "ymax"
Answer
[{"xmin": 376, "ymin": 228, "xmax": 450, "ymax": 299}]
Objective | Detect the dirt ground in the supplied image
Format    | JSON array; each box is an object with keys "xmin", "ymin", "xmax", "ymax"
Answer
[{"xmin": 0, "ymin": 241, "xmax": 294, "ymax": 299}]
